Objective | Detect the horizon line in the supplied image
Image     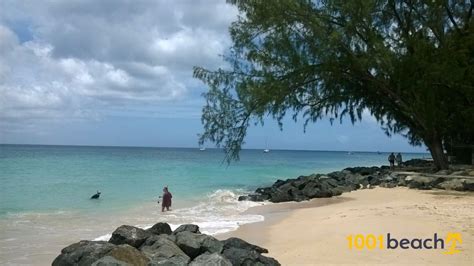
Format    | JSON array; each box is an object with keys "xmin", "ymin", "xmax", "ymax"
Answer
[{"xmin": 0, "ymin": 143, "xmax": 429, "ymax": 154}]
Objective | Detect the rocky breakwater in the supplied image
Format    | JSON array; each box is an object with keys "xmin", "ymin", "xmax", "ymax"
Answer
[
  {"xmin": 239, "ymin": 160, "xmax": 474, "ymax": 203},
  {"xmin": 53, "ymin": 223, "xmax": 280, "ymax": 266}
]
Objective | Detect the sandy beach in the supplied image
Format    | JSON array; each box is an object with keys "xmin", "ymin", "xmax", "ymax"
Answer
[{"xmin": 219, "ymin": 187, "xmax": 474, "ymax": 265}]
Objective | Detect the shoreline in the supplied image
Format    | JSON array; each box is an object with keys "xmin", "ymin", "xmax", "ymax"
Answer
[{"xmin": 219, "ymin": 187, "xmax": 474, "ymax": 265}]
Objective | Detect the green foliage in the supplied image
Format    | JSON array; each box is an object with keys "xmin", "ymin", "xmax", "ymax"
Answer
[{"xmin": 194, "ymin": 0, "xmax": 474, "ymax": 166}]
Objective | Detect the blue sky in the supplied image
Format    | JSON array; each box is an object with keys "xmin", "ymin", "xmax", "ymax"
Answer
[{"xmin": 0, "ymin": 0, "xmax": 426, "ymax": 153}]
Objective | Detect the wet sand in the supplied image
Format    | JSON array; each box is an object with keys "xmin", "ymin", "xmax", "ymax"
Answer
[{"xmin": 219, "ymin": 187, "xmax": 474, "ymax": 265}]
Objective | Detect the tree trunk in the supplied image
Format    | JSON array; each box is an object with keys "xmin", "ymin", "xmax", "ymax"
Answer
[{"xmin": 425, "ymin": 134, "xmax": 449, "ymax": 170}]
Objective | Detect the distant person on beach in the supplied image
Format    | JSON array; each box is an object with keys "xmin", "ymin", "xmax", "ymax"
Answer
[
  {"xmin": 396, "ymin": 153, "xmax": 403, "ymax": 167},
  {"xmin": 388, "ymin": 153, "xmax": 395, "ymax": 169},
  {"xmin": 161, "ymin": 187, "xmax": 172, "ymax": 212}
]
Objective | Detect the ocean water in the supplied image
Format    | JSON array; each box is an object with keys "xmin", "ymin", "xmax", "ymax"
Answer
[{"xmin": 0, "ymin": 144, "xmax": 427, "ymax": 264}]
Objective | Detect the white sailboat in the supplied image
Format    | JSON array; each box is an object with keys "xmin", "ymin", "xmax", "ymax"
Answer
[{"xmin": 263, "ymin": 138, "xmax": 270, "ymax": 153}]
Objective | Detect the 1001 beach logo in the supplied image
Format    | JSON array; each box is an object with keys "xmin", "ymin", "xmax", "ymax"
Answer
[{"xmin": 346, "ymin": 233, "xmax": 462, "ymax": 254}]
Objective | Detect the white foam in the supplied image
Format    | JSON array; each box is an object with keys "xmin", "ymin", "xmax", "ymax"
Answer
[
  {"xmin": 91, "ymin": 189, "xmax": 268, "ymax": 240},
  {"xmin": 160, "ymin": 189, "xmax": 267, "ymax": 235},
  {"xmin": 93, "ymin": 233, "xmax": 111, "ymax": 241}
]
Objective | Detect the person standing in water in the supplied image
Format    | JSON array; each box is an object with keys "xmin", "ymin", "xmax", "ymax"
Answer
[
  {"xmin": 388, "ymin": 153, "xmax": 395, "ymax": 169},
  {"xmin": 161, "ymin": 187, "xmax": 172, "ymax": 212}
]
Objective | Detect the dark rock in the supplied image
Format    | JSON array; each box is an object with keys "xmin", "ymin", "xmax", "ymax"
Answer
[
  {"xmin": 407, "ymin": 176, "xmax": 444, "ymax": 190},
  {"xmin": 367, "ymin": 175, "xmax": 381, "ymax": 186},
  {"xmin": 222, "ymin": 237, "xmax": 268, "ymax": 254},
  {"xmin": 175, "ymin": 232, "xmax": 202, "ymax": 259},
  {"xmin": 403, "ymin": 159, "xmax": 433, "ymax": 167},
  {"xmin": 301, "ymin": 182, "xmax": 322, "ymax": 198},
  {"xmin": 380, "ymin": 182, "xmax": 397, "ymax": 188},
  {"xmin": 190, "ymin": 253, "xmax": 232, "ymax": 266},
  {"xmin": 55, "ymin": 224, "xmax": 280, "ymax": 266},
  {"xmin": 106, "ymin": 244, "xmax": 149, "ymax": 266},
  {"xmin": 248, "ymin": 194, "xmax": 269, "ymax": 201},
  {"xmin": 272, "ymin": 179, "xmax": 287, "ymax": 188},
  {"xmin": 255, "ymin": 187, "xmax": 274, "ymax": 195},
  {"xmin": 200, "ymin": 235, "xmax": 224, "ymax": 254},
  {"xmin": 327, "ymin": 171, "xmax": 347, "ymax": 181},
  {"xmin": 109, "ymin": 225, "xmax": 151, "ymax": 248},
  {"xmin": 91, "ymin": 256, "xmax": 128, "ymax": 266},
  {"xmin": 52, "ymin": 241, "xmax": 115, "ymax": 266},
  {"xmin": 238, "ymin": 195, "xmax": 249, "ymax": 201},
  {"xmin": 463, "ymin": 179, "xmax": 474, "ymax": 191},
  {"xmin": 140, "ymin": 235, "xmax": 190, "ymax": 265},
  {"xmin": 436, "ymin": 169, "xmax": 452, "ymax": 175},
  {"xmin": 222, "ymin": 247, "xmax": 280, "ymax": 266},
  {"xmin": 147, "ymin": 222, "xmax": 172, "ymax": 235},
  {"xmin": 344, "ymin": 166, "xmax": 380, "ymax": 176},
  {"xmin": 174, "ymin": 231, "xmax": 223, "ymax": 259},
  {"xmin": 173, "ymin": 224, "xmax": 200, "ymax": 234},
  {"xmin": 438, "ymin": 179, "xmax": 466, "ymax": 191}
]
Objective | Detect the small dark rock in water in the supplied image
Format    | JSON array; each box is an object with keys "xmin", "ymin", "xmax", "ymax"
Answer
[
  {"xmin": 109, "ymin": 225, "xmax": 151, "ymax": 248},
  {"xmin": 147, "ymin": 222, "xmax": 172, "ymax": 235},
  {"xmin": 238, "ymin": 195, "xmax": 249, "ymax": 201},
  {"xmin": 54, "ymin": 223, "xmax": 280, "ymax": 265},
  {"xmin": 173, "ymin": 224, "xmax": 201, "ymax": 234}
]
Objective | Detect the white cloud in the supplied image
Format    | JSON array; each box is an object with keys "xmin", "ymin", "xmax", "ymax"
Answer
[{"xmin": 0, "ymin": 0, "xmax": 238, "ymax": 135}]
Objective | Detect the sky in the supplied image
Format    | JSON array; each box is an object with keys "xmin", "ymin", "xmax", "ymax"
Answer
[{"xmin": 0, "ymin": 0, "xmax": 426, "ymax": 153}]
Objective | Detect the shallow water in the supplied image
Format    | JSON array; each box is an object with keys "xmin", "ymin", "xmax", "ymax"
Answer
[{"xmin": 0, "ymin": 144, "xmax": 427, "ymax": 264}]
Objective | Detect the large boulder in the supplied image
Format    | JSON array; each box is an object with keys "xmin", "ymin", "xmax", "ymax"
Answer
[
  {"xmin": 407, "ymin": 175, "xmax": 444, "ymax": 190},
  {"xmin": 91, "ymin": 256, "xmax": 129, "ymax": 266},
  {"xmin": 52, "ymin": 241, "xmax": 115, "ymax": 266},
  {"xmin": 268, "ymin": 189, "xmax": 294, "ymax": 203},
  {"xmin": 200, "ymin": 235, "xmax": 224, "ymax": 254},
  {"xmin": 327, "ymin": 171, "xmax": 348, "ymax": 181},
  {"xmin": 189, "ymin": 253, "xmax": 232, "ymax": 266},
  {"xmin": 463, "ymin": 179, "xmax": 474, "ymax": 191},
  {"xmin": 221, "ymin": 237, "xmax": 268, "ymax": 254},
  {"xmin": 140, "ymin": 235, "xmax": 190, "ymax": 265},
  {"xmin": 175, "ymin": 231, "xmax": 223, "ymax": 259},
  {"xmin": 222, "ymin": 247, "xmax": 280, "ymax": 266},
  {"xmin": 173, "ymin": 224, "xmax": 200, "ymax": 234},
  {"xmin": 109, "ymin": 225, "xmax": 151, "ymax": 248},
  {"xmin": 174, "ymin": 232, "xmax": 201, "ymax": 259},
  {"xmin": 437, "ymin": 179, "xmax": 465, "ymax": 191},
  {"xmin": 147, "ymin": 222, "xmax": 172, "ymax": 235},
  {"xmin": 105, "ymin": 244, "xmax": 149, "ymax": 266}
]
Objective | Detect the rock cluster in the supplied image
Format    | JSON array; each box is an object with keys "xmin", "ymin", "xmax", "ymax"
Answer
[
  {"xmin": 53, "ymin": 223, "xmax": 279, "ymax": 266},
  {"xmin": 239, "ymin": 161, "xmax": 474, "ymax": 203}
]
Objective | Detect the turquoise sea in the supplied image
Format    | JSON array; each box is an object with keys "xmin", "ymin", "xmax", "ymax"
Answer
[{"xmin": 0, "ymin": 144, "xmax": 427, "ymax": 264}]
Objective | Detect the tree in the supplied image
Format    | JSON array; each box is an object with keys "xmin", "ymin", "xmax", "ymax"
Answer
[{"xmin": 194, "ymin": 0, "xmax": 474, "ymax": 169}]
